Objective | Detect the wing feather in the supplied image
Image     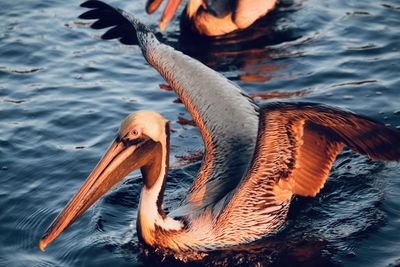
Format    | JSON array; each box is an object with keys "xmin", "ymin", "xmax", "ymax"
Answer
[
  {"xmin": 213, "ymin": 102, "xmax": 400, "ymax": 244},
  {"xmin": 79, "ymin": 1, "xmax": 259, "ymax": 214}
]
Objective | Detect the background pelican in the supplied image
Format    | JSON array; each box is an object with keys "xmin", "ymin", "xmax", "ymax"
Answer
[
  {"xmin": 145, "ymin": 0, "xmax": 278, "ymax": 36},
  {"xmin": 39, "ymin": 0, "xmax": 400, "ymax": 259}
]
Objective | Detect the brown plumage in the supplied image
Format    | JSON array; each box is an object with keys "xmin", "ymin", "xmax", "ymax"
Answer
[
  {"xmin": 38, "ymin": 1, "xmax": 400, "ymax": 260},
  {"xmin": 146, "ymin": 0, "xmax": 278, "ymax": 36},
  {"xmin": 213, "ymin": 103, "xmax": 400, "ymax": 245}
]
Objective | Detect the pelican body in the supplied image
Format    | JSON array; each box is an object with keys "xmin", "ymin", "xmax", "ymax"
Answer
[
  {"xmin": 146, "ymin": 0, "xmax": 278, "ymax": 36},
  {"xmin": 39, "ymin": 0, "xmax": 400, "ymax": 258}
]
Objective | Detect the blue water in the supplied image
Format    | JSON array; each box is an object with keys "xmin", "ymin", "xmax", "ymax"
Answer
[{"xmin": 1, "ymin": 0, "xmax": 400, "ymax": 266}]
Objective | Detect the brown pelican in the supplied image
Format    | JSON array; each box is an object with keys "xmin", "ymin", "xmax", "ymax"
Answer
[
  {"xmin": 146, "ymin": 0, "xmax": 278, "ymax": 36},
  {"xmin": 39, "ymin": 0, "xmax": 400, "ymax": 256}
]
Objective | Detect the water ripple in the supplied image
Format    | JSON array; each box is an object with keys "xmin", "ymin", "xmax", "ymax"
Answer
[{"xmin": 0, "ymin": 0, "xmax": 399, "ymax": 266}]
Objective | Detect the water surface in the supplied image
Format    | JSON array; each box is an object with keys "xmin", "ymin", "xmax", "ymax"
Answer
[{"xmin": 1, "ymin": 0, "xmax": 400, "ymax": 266}]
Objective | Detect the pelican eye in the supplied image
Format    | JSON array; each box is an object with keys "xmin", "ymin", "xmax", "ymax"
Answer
[{"xmin": 132, "ymin": 130, "xmax": 139, "ymax": 136}]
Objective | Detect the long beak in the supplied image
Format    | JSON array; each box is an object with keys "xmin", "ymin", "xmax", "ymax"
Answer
[
  {"xmin": 146, "ymin": 0, "xmax": 163, "ymax": 14},
  {"xmin": 39, "ymin": 139, "xmax": 155, "ymax": 251},
  {"xmin": 159, "ymin": 0, "xmax": 182, "ymax": 30}
]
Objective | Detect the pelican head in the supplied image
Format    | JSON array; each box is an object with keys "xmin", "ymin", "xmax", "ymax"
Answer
[{"xmin": 39, "ymin": 110, "xmax": 170, "ymax": 251}]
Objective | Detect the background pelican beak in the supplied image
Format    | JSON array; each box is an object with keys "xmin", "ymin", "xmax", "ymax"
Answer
[
  {"xmin": 159, "ymin": 0, "xmax": 182, "ymax": 30},
  {"xmin": 39, "ymin": 138, "xmax": 156, "ymax": 251},
  {"xmin": 146, "ymin": 0, "xmax": 163, "ymax": 14}
]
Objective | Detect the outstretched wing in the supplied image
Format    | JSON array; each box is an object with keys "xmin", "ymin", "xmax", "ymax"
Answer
[
  {"xmin": 213, "ymin": 102, "xmax": 400, "ymax": 244},
  {"xmin": 79, "ymin": 1, "xmax": 259, "ymax": 213}
]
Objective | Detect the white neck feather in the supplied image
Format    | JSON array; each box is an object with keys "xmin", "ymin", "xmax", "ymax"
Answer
[{"xmin": 137, "ymin": 140, "xmax": 183, "ymax": 245}]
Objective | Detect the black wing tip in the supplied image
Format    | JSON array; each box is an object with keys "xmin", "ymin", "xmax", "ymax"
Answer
[
  {"xmin": 80, "ymin": 0, "xmax": 108, "ymax": 8},
  {"xmin": 367, "ymin": 126, "xmax": 400, "ymax": 161},
  {"xmin": 80, "ymin": 1, "xmax": 92, "ymax": 8},
  {"xmin": 78, "ymin": 10, "xmax": 101, "ymax": 20},
  {"xmin": 78, "ymin": 0, "xmax": 143, "ymax": 45},
  {"xmin": 78, "ymin": 11, "xmax": 90, "ymax": 20},
  {"xmin": 79, "ymin": 1, "xmax": 113, "ymax": 21}
]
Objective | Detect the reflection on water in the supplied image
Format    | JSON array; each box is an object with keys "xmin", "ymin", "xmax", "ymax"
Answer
[
  {"xmin": 1, "ymin": 0, "xmax": 400, "ymax": 266},
  {"xmin": 141, "ymin": 236, "xmax": 335, "ymax": 267}
]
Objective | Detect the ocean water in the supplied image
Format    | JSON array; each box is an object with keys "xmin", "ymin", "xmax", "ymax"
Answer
[{"xmin": 1, "ymin": 0, "xmax": 399, "ymax": 266}]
